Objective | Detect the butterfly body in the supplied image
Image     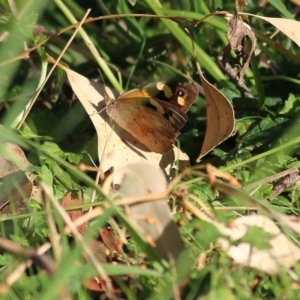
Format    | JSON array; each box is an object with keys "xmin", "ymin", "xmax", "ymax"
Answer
[{"xmin": 105, "ymin": 81, "xmax": 199, "ymax": 153}]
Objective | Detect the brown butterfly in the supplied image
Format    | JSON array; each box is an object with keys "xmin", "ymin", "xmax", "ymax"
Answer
[{"xmin": 105, "ymin": 81, "xmax": 199, "ymax": 154}]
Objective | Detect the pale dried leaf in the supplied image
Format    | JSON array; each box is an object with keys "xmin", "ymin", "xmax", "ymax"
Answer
[
  {"xmin": 277, "ymin": 214, "xmax": 300, "ymax": 235},
  {"xmin": 0, "ymin": 142, "xmax": 38, "ymax": 212},
  {"xmin": 0, "ymin": 171, "xmax": 32, "ymax": 213},
  {"xmin": 248, "ymin": 14, "xmax": 300, "ymax": 47},
  {"xmin": 217, "ymin": 215, "xmax": 300, "ymax": 274},
  {"xmin": 116, "ymin": 162, "xmax": 185, "ymax": 260},
  {"xmin": 0, "ymin": 142, "xmax": 31, "ymax": 178}
]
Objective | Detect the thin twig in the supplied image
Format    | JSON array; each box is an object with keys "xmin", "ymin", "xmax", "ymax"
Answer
[{"xmin": 245, "ymin": 167, "xmax": 299, "ymax": 191}]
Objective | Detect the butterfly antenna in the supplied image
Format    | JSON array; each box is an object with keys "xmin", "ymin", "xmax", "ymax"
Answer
[
  {"xmin": 95, "ymin": 68, "xmax": 117, "ymax": 163},
  {"xmin": 97, "ymin": 68, "xmax": 109, "ymax": 97},
  {"xmin": 97, "ymin": 68, "xmax": 107, "ymax": 87},
  {"xmin": 95, "ymin": 68, "xmax": 112, "ymax": 115}
]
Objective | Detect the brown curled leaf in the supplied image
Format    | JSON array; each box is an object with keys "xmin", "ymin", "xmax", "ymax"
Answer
[{"xmin": 223, "ymin": 10, "xmax": 256, "ymax": 84}]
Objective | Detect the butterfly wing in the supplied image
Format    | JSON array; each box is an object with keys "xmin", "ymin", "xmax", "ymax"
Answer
[
  {"xmin": 107, "ymin": 97, "xmax": 187, "ymax": 153},
  {"xmin": 106, "ymin": 81, "xmax": 199, "ymax": 153}
]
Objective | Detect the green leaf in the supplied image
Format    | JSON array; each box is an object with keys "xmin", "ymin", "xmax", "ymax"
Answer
[
  {"xmin": 17, "ymin": 12, "xmax": 38, "ymax": 40},
  {"xmin": 38, "ymin": 165, "xmax": 53, "ymax": 187},
  {"xmin": 239, "ymin": 226, "xmax": 273, "ymax": 250},
  {"xmin": 9, "ymin": 234, "xmax": 29, "ymax": 247},
  {"xmin": 279, "ymin": 93, "xmax": 296, "ymax": 114},
  {"xmin": 50, "ymin": 164, "xmax": 78, "ymax": 190}
]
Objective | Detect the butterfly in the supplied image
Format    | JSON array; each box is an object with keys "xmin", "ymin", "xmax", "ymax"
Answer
[{"xmin": 105, "ymin": 81, "xmax": 199, "ymax": 154}]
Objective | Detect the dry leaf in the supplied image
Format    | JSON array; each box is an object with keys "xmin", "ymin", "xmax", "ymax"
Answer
[
  {"xmin": 235, "ymin": 0, "xmax": 247, "ymax": 14},
  {"xmin": 0, "ymin": 171, "xmax": 32, "ymax": 214},
  {"xmin": 99, "ymin": 228, "xmax": 121, "ymax": 254},
  {"xmin": 64, "ymin": 67, "xmax": 190, "ymax": 178},
  {"xmin": 277, "ymin": 214, "xmax": 300, "ymax": 236},
  {"xmin": 217, "ymin": 215, "xmax": 300, "ymax": 274},
  {"xmin": 247, "ymin": 14, "xmax": 300, "ymax": 48},
  {"xmin": 184, "ymin": 167, "xmax": 300, "ymax": 274},
  {"xmin": 62, "ymin": 192, "xmax": 87, "ymax": 233},
  {"xmin": 196, "ymin": 71, "xmax": 235, "ymax": 161},
  {"xmin": 223, "ymin": 11, "xmax": 257, "ymax": 83},
  {"xmin": 0, "ymin": 142, "xmax": 35, "ymax": 215},
  {"xmin": 115, "ymin": 162, "xmax": 185, "ymax": 260},
  {"xmin": 0, "ymin": 142, "xmax": 32, "ymax": 177},
  {"xmin": 270, "ymin": 171, "xmax": 300, "ymax": 200},
  {"xmin": 83, "ymin": 276, "xmax": 122, "ymax": 294}
]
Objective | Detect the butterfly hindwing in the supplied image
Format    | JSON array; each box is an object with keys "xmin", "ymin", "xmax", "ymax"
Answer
[{"xmin": 107, "ymin": 98, "xmax": 182, "ymax": 152}]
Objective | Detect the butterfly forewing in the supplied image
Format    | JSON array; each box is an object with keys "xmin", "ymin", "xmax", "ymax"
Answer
[{"xmin": 119, "ymin": 81, "xmax": 199, "ymax": 112}]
